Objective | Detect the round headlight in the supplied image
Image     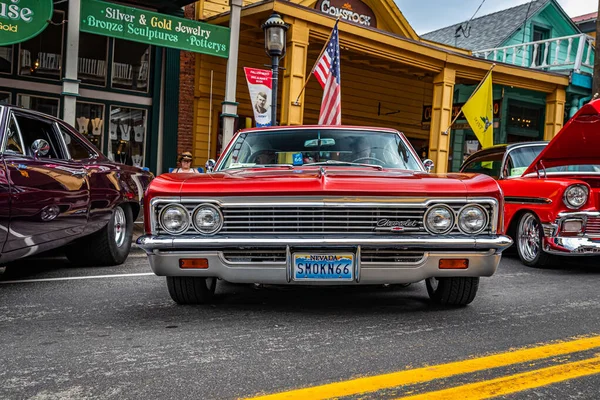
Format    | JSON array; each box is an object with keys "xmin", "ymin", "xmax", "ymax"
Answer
[
  {"xmin": 192, "ymin": 204, "xmax": 223, "ymax": 234},
  {"xmin": 563, "ymin": 184, "xmax": 589, "ymax": 209},
  {"xmin": 424, "ymin": 205, "xmax": 454, "ymax": 234},
  {"xmin": 159, "ymin": 204, "xmax": 189, "ymax": 234},
  {"xmin": 457, "ymin": 204, "xmax": 488, "ymax": 234}
]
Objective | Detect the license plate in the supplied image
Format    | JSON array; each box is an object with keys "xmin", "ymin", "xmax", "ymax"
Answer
[{"xmin": 293, "ymin": 253, "xmax": 354, "ymax": 281}]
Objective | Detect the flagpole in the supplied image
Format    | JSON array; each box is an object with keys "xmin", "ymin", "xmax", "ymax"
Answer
[
  {"xmin": 442, "ymin": 63, "xmax": 495, "ymax": 135},
  {"xmin": 292, "ymin": 18, "xmax": 340, "ymax": 106}
]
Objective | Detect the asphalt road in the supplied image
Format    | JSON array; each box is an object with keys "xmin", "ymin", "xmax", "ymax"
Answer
[{"xmin": 1, "ymin": 249, "xmax": 599, "ymax": 400}]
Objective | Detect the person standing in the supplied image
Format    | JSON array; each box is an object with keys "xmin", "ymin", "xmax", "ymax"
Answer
[{"xmin": 173, "ymin": 152, "xmax": 200, "ymax": 173}]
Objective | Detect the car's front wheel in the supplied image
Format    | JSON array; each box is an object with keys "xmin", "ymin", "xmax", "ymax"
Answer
[
  {"xmin": 167, "ymin": 277, "xmax": 217, "ymax": 304},
  {"xmin": 516, "ymin": 212, "xmax": 550, "ymax": 268},
  {"xmin": 65, "ymin": 204, "xmax": 133, "ymax": 266},
  {"xmin": 426, "ymin": 277, "xmax": 479, "ymax": 306}
]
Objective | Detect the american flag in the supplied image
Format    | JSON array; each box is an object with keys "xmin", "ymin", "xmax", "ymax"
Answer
[{"xmin": 313, "ymin": 21, "xmax": 341, "ymax": 125}]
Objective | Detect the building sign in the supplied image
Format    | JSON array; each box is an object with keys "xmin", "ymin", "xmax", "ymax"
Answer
[
  {"xmin": 315, "ymin": 0, "xmax": 377, "ymax": 28},
  {"xmin": 422, "ymin": 100, "xmax": 502, "ymax": 123},
  {"xmin": 80, "ymin": 0, "xmax": 230, "ymax": 58},
  {"xmin": 0, "ymin": 0, "xmax": 53, "ymax": 46}
]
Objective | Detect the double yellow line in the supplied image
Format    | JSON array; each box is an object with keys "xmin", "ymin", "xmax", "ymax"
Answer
[{"xmin": 244, "ymin": 335, "xmax": 600, "ymax": 400}]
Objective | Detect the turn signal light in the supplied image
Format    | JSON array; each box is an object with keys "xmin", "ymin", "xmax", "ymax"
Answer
[
  {"xmin": 439, "ymin": 259, "xmax": 469, "ymax": 269},
  {"xmin": 179, "ymin": 258, "xmax": 209, "ymax": 269}
]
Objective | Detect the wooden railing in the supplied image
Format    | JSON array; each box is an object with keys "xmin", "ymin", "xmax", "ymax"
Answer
[{"xmin": 473, "ymin": 33, "xmax": 594, "ymax": 73}]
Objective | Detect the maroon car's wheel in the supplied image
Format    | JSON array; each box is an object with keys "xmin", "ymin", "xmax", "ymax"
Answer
[
  {"xmin": 516, "ymin": 212, "xmax": 550, "ymax": 268},
  {"xmin": 426, "ymin": 277, "xmax": 479, "ymax": 306},
  {"xmin": 65, "ymin": 204, "xmax": 133, "ymax": 266},
  {"xmin": 166, "ymin": 277, "xmax": 217, "ymax": 304}
]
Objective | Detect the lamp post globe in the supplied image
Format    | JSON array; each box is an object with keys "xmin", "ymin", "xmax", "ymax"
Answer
[{"xmin": 262, "ymin": 13, "xmax": 289, "ymax": 126}]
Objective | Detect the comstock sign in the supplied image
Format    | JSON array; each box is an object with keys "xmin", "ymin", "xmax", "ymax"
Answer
[
  {"xmin": 0, "ymin": 0, "xmax": 53, "ymax": 46},
  {"xmin": 315, "ymin": 0, "xmax": 377, "ymax": 28}
]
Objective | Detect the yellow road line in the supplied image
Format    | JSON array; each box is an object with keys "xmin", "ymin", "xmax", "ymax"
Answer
[
  {"xmin": 243, "ymin": 335, "xmax": 600, "ymax": 400},
  {"xmin": 397, "ymin": 355, "xmax": 600, "ymax": 400}
]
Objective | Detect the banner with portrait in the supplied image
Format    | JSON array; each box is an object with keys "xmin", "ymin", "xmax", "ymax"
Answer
[{"xmin": 244, "ymin": 67, "xmax": 272, "ymax": 127}]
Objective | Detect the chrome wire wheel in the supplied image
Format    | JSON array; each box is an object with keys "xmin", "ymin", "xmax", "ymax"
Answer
[
  {"xmin": 114, "ymin": 207, "xmax": 126, "ymax": 248},
  {"xmin": 518, "ymin": 213, "xmax": 541, "ymax": 262}
]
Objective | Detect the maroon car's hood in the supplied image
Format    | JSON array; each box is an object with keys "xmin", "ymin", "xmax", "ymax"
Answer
[
  {"xmin": 151, "ymin": 167, "xmax": 499, "ymax": 198},
  {"xmin": 523, "ymin": 100, "xmax": 600, "ymax": 176}
]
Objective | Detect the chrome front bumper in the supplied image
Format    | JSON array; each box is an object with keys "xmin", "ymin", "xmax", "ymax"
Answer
[
  {"xmin": 137, "ymin": 235, "xmax": 513, "ymax": 284},
  {"xmin": 542, "ymin": 211, "xmax": 600, "ymax": 256}
]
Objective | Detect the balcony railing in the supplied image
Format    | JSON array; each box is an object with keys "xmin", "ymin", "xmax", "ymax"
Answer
[{"xmin": 473, "ymin": 33, "xmax": 595, "ymax": 74}]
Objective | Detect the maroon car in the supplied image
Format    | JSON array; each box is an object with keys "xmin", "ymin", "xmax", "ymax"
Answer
[{"xmin": 0, "ymin": 105, "xmax": 152, "ymax": 266}]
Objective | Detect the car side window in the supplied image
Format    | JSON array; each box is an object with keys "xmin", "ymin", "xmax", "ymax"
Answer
[
  {"xmin": 462, "ymin": 153, "xmax": 504, "ymax": 179},
  {"xmin": 12, "ymin": 113, "xmax": 64, "ymax": 159},
  {"xmin": 3, "ymin": 115, "xmax": 25, "ymax": 155},
  {"xmin": 58, "ymin": 124, "xmax": 95, "ymax": 161}
]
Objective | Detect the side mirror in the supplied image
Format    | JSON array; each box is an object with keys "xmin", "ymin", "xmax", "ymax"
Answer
[
  {"xmin": 31, "ymin": 139, "xmax": 50, "ymax": 159},
  {"xmin": 423, "ymin": 159, "xmax": 434, "ymax": 173},
  {"xmin": 205, "ymin": 159, "xmax": 216, "ymax": 173}
]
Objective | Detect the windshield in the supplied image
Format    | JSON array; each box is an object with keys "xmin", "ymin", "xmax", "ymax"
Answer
[
  {"xmin": 217, "ymin": 128, "xmax": 423, "ymax": 171},
  {"xmin": 508, "ymin": 145, "xmax": 600, "ymax": 176}
]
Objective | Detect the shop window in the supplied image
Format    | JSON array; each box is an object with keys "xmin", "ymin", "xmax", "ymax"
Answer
[
  {"xmin": 75, "ymin": 102, "xmax": 105, "ymax": 151},
  {"xmin": 78, "ymin": 32, "xmax": 108, "ymax": 86},
  {"xmin": 0, "ymin": 45, "xmax": 12, "ymax": 74},
  {"xmin": 111, "ymin": 39, "xmax": 151, "ymax": 92},
  {"xmin": 0, "ymin": 92, "xmax": 10, "ymax": 105},
  {"xmin": 17, "ymin": 95, "xmax": 59, "ymax": 117},
  {"xmin": 109, "ymin": 106, "xmax": 147, "ymax": 167},
  {"xmin": 18, "ymin": 10, "xmax": 65, "ymax": 80},
  {"xmin": 507, "ymin": 103, "xmax": 542, "ymax": 136}
]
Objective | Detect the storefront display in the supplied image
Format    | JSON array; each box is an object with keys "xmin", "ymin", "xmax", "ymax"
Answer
[
  {"xmin": 78, "ymin": 32, "xmax": 108, "ymax": 86},
  {"xmin": 75, "ymin": 102, "xmax": 104, "ymax": 150},
  {"xmin": 111, "ymin": 39, "xmax": 150, "ymax": 92},
  {"xmin": 109, "ymin": 106, "xmax": 146, "ymax": 167},
  {"xmin": 0, "ymin": 46, "xmax": 12, "ymax": 74},
  {"xmin": 17, "ymin": 95, "xmax": 59, "ymax": 117},
  {"xmin": 18, "ymin": 10, "xmax": 64, "ymax": 80}
]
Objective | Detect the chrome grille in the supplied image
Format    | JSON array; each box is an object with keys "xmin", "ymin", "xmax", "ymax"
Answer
[
  {"xmin": 360, "ymin": 249, "xmax": 424, "ymax": 264},
  {"xmin": 586, "ymin": 217, "xmax": 600, "ymax": 236},
  {"xmin": 220, "ymin": 248, "xmax": 424, "ymax": 265},
  {"xmin": 221, "ymin": 207, "xmax": 425, "ymax": 234},
  {"xmin": 153, "ymin": 201, "xmax": 494, "ymax": 236}
]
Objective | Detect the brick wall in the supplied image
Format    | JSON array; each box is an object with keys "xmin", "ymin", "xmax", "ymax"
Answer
[{"xmin": 177, "ymin": 3, "xmax": 196, "ymax": 160}]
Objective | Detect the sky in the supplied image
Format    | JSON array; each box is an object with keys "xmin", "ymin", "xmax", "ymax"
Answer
[{"xmin": 395, "ymin": 0, "xmax": 598, "ymax": 34}]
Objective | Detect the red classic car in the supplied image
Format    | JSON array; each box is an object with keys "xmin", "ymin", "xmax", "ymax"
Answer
[
  {"xmin": 138, "ymin": 126, "xmax": 512, "ymax": 306},
  {"xmin": 0, "ymin": 105, "xmax": 152, "ymax": 266},
  {"xmin": 460, "ymin": 99, "xmax": 600, "ymax": 268}
]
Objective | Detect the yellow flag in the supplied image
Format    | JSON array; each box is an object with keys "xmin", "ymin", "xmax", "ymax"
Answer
[{"xmin": 462, "ymin": 71, "xmax": 494, "ymax": 149}]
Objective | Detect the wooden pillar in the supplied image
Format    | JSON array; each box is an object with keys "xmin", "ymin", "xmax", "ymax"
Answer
[
  {"xmin": 428, "ymin": 67, "xmax": 455, "ymax": 173},
  {"xmin": 281, "ymin": 18, "xmax": 309, "ymax": 126},
  {"xmin": 544, "ymin": 88, "xmax": 566, "ymax": 141}
]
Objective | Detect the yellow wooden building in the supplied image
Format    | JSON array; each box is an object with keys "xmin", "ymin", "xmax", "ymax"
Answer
[{"xmin": 190, "ymin": 0, "xmax": 569, "ymax": 172}]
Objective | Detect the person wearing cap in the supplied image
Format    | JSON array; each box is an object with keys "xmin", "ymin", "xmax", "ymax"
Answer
[{"xmin": 174, "ymin": 152, "xmax": 199, "ymax": 173}]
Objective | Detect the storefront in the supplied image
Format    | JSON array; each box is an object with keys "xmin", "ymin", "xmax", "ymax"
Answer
[
  {"xmin": 191, "ymin": 0, "xmax": 570, "ymax": 173},
  {"xmin": 0, "ymin": 0, "xmax": 228, "ymax": 174}
]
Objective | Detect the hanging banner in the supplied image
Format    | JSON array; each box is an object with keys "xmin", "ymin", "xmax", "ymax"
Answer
[
  {"xmin": 0, "ymin": 0, "xmax": 53, "ymax": 46},
  {"xmin": 244, "ymin": 67, "xmax": 272, "ymax": 127},
  {"xmin": 80, "ymin": 0, "xmax": 230, "ymax": 57}
]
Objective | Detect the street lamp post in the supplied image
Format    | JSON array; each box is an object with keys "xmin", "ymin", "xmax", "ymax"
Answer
[{"xmin": 262, "ymin": 14, "xmax": 289, "ymax": 126}]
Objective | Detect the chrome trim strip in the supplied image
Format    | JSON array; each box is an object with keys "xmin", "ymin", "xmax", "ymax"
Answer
[
  {"xmin": 355, "ymin": 245, "xmax": 361, "ymax": 283},
  {"xmin": 505, "ymin": 196, "xmax": 552, "ymax": 205},
  {"xmin": 558, "ymin": 211, "xmax": 600, "ymax": 218},
  {"xmin": 137, "ymin": 235, "xmax": 513, "ymax": 251},
  {"xmin": 286, "ymin": 245, "xmax": 291, "ymax": 283}
]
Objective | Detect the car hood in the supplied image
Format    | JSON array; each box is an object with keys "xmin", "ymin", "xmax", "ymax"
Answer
[
  {"xmin": 150, "ymin": 167, "xmax": 500, "ymax": 198},
  {"xmin": 523, "ymin": 100, "xmax": 600, "ymax": 176}
]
